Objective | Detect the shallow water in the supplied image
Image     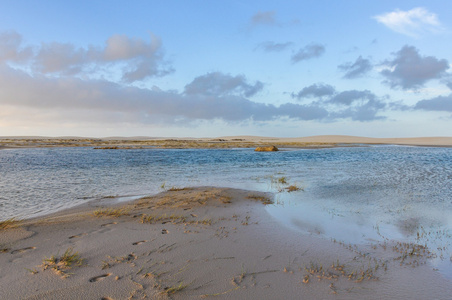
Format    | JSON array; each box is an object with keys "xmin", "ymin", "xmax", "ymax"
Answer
[{"xmin": 1, "ymin": 146, "xmax": 451, "ymax": 276}]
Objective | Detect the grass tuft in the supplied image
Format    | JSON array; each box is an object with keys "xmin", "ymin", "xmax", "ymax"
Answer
[
  {"xmin": 163, "ymin": 282, "xmax": 187, "ymax": 295},
  {"xmin": 41, "ymin": 248, "xmax": 84, "ymax": 278},
  {"xmin": 93, "ymin": 208, "xmax": 129, "ymax": 217}
]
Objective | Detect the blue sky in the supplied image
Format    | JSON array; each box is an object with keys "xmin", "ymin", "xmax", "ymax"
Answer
[{"xmin": 1, "ymin": 1, "xmax": 452, "ymax": 137}]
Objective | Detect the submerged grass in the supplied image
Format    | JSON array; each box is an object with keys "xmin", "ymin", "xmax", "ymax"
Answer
[
  {"xmin": 285, "ymin": 185, "xmax": 303, "ymax": 192},
  {"xmin": 247, "ymin": 195, "xmax": 274, "ymax": 205},
  {"xmin": 277, "ymin": 177, "xmax": 288, "ymax": 184}
]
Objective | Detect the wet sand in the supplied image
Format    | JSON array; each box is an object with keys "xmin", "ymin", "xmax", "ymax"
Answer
[{"xmin": 1, "ymin": 187, "xmax": 451, "ymax": 299}]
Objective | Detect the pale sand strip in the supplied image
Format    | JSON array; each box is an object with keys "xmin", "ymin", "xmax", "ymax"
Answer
[
  {"xmin": 219, "ymin": 135, "xmax": 452, "ymax": 147},
  {"xmin": 1, "ymin": 135, "xmax": 452, "ymax": 149},
  {"xmin": 1, "ymin": 187, "xmax": 451, "ymax": 299}
]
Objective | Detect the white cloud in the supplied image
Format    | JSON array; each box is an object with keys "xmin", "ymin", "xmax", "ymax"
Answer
[{"xmin": 374, "ymin": 7, "xmax": 443, "ymax": 37}]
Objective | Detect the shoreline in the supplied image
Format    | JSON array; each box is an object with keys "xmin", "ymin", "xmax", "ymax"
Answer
[
  {"xmin": 1, "ymin": 135, "xmax": 452, "ymax": 149},
  {"xmin": 1, "ymin": 187, "xmax": 451, "ymax": 299}
]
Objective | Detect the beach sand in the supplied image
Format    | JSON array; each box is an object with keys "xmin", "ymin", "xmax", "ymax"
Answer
[{"xmin": 1, "ymin": 187, "xmax": 451, "ymax": 299}]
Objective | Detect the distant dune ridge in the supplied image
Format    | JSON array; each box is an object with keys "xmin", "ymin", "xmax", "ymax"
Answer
[{"xmin": 1, "ymin": 135, "xmax": 452, "ymax": 148}]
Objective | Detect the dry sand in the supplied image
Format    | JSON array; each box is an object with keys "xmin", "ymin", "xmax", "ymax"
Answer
[{"xmin": 1, "ymin": 187, "xmax": 451, "ymax": 299}]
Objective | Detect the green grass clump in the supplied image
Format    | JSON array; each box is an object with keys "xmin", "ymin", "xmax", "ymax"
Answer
[
  {"xmin": 0, "ymin": 218, "xmax": 21, "ymax": 230},
  {"xmin": 93, "ymin": 208, "xmax": 129, "ymax": 217},
  {"xmin": 41, "ymin": 248, "xmax": 84, "ymax": 278},
  {"xmin": 163, "ymin": 282, "xmax": 187, "ymax": 295}
]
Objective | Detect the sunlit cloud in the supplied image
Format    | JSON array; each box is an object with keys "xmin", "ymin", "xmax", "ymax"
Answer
[{"xmin": 374, "ymin": 7, "xmax": 443, "ymax": 37}]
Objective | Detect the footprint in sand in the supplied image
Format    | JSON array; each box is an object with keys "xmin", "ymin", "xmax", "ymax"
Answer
[
  {"xmin": 89, "ymin": 273, "xmax": 111, "ymax": 282},
  {"xmin": 11, "ymin": 247, "xmax": 36, "ymax": 254},
  {"xmin": 162, "ymin": 229, "xmax": 168, "ymax": 234},
  {"xmin": 68, "ymin": 233, "xmax": 87, "ymax": 239},
  {"xmin": 101, "ymin": 222, "xmax": 117, "ymax": 227},
  {"xmin": 132, "ymin": 240, "xmax": 147, "ymax": 245}
]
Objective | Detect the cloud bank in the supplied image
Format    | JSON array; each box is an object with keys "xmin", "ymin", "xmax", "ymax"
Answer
[
  {"xmin": 292, "ymin": 84, "xmax": 388, "ymax": 121},
  {"xmin": 2, "ymin": 30, "xmax": 448, "ymax": 133},
  {"xmin": 0, "ymin": 31, "xmax": 173, "ymax": 83}
]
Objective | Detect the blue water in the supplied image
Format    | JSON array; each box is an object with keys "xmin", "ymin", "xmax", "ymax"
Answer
[{"xmin": 1, "ymin": 146, "xmax": 452, "ymax": 275}]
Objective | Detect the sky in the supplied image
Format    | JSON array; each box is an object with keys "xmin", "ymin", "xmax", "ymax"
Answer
[{"xmin": 1, "ymin": 1, "xmax": 452, "ymax": 138}]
